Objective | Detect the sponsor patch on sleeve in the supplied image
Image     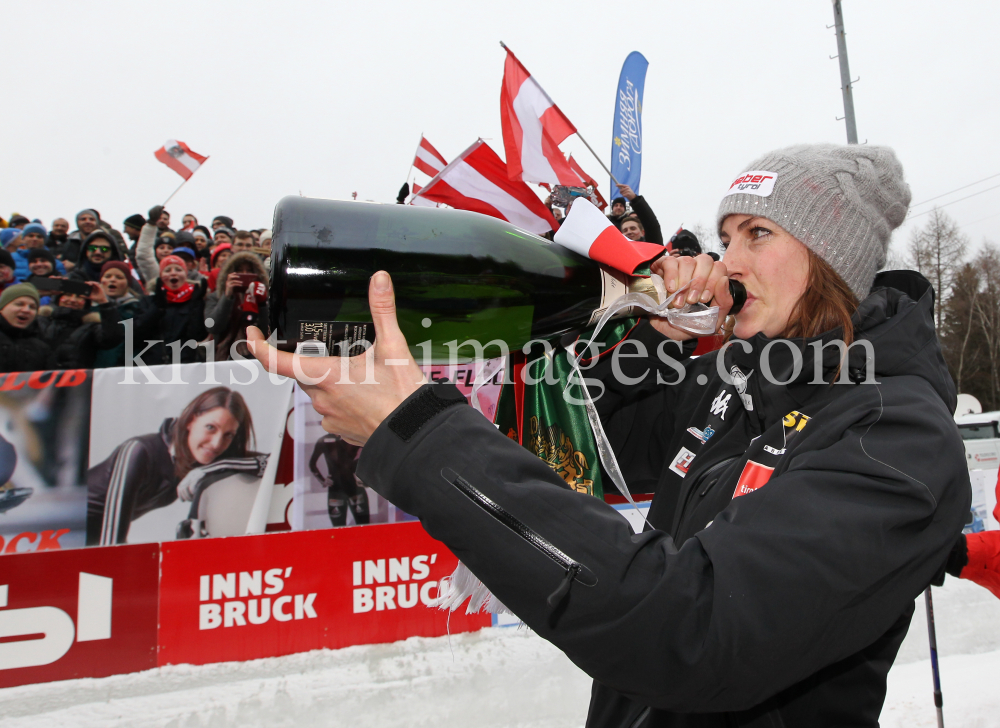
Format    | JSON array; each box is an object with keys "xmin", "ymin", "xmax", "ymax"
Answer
[
  {"xmin": 724, "ymin": 171, "xmax": 777, "ymax": 198},
  {"xmin": 669, "ymin": 447, "xmax": 697, "ymax": 478},
  {"xmin": 732, "ymin": 460, "xmax": 774, "ymax": 498}
]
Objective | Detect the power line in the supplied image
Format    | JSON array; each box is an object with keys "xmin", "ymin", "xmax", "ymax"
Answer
[
  {"xmin": 907, "ymin": 182, "xmax": 1000, "ymax": 220},
  {"xmin": 910, "ymin": 171, "xmax": 1000, "ymax": 208}
]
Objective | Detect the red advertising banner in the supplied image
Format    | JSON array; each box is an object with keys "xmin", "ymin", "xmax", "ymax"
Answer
[
  {"xmin": 157, "ymin": 524, "xmax": 489, "ymax": 666},
  {"xmin": 0, "ymin": 543, "xmax": 159, "ymax": 688}
]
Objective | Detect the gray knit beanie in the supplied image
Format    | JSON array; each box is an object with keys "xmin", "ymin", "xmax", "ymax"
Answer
[{"xmin": 716, "ymin": 143, "xmax": 911, "ymax": 300}]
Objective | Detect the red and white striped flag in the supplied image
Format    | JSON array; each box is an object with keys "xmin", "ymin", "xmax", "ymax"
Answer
[
  {"xmin": 413, "ymin": 140, "xmax": 557, "ymax": 234},
  {"xmin": 554, "ymin": 198, "xmax": 664, "ymax": 274},
  {"xmin": 154, "ymin": 140, "xmax": 208, "ymax": 180},
  {"xmin": 412, "ymin": 136, "xmax": 448, "ymax": 178},
  {"xmin": 500, "ymin": 48, "xmax": 579, "ymax": 186}
]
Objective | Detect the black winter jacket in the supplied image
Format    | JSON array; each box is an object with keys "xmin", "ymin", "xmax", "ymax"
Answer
[
  {"xmin": 0, "ymin": 317, "xmax": 53, "ymax": 373},
  {"xmin": 37, "ymin": 304, "xmax": 123, "ymax": 369},
  {"xmin": 355, "ymin": 274, "xmax": 970, "ymax": 727},
  {"xmin": 140, "ymin": 279, "xmax": 209, "ymax": 365},
  {"xmin": 629, "ymin": 195, "xmax": 663, "ymax": 245},
  {"xmin": 87, "ymin": 418, "xmax": 177, "ymax": 546}
]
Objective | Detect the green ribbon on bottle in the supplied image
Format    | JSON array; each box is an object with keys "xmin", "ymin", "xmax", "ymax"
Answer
[{"xmin": 494, "ymin": 318, "xmax": 640, "ymax": 500}]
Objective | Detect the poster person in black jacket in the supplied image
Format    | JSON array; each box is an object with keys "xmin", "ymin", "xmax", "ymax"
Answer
[
  {"xmin": 249, "ymin": 144, "xmax": 971, "ymax": 727},
  {"xmin": 86, "ymin": 386, "xmax": 265, "ymax": 545}
]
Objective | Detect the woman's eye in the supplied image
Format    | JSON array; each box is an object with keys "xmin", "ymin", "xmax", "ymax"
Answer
[
  {"xmin": 720, "ymin": 240, "xmax": 730, "ymax": 251},
  {"xmin": 749, "ymin": 226, "xmax": 773, "ymax": 240}
]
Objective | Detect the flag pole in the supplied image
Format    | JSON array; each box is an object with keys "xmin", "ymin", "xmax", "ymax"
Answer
[
  {"xmin": 162, "ymin": 157, "xmax": 209, "ymax": 206},
  {"xmin": 499, "ymin": 41, "xmax": 620, "ymax": 189},
  {"xmin": 162, "ymin": 178, "xmax": 189, "ymax": 206}
]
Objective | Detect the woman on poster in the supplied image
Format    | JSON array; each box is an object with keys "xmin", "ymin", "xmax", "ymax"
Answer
[{"xmin": 86, "ymin": 386, "xmax": 266, "ymax": 545}]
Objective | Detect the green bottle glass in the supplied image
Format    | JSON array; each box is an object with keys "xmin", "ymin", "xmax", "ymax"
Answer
[{"xmin": 268, "ymin": 197, "xmax": 648, "ymax": 362}]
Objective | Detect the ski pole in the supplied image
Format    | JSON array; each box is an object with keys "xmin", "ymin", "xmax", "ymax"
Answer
[{"xmin": 924, "ymin": 587, "xmax": 944, "ymax": 728}]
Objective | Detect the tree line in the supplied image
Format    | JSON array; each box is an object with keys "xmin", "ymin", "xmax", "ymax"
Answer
[{"xmin": 908, "ymin": 209, "xmax": 1000, "ymax": 411}]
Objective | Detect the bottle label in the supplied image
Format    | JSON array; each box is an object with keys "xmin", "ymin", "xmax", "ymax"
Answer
[
  {"xmin": 587, "ymin": 268, "xmax": 634, "ymax": 326},
  {"xmin": 299, "ymin": 321, "xmax": 374, "ymax": 357}
]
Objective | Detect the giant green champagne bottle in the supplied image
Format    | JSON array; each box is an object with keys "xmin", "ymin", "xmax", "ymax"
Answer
[{"xmin": 267, "ymin": 197, "xmax": 742, "ymax": 361}]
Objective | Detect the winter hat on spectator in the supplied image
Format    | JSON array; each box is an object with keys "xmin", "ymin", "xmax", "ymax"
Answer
[
  {"xmin": 173, "ymin": 247, "xmax": 196, "ymax": 262},
  {"xmin": 210, "ymin": 243, "xmax": 232, "ymax": 267},
  {"xmin": 212, "ymin": 215, "xmax": 234, "ymax": 229},
  {"xmin": 259, "ymin": 229, "xmax": 273, "ymax": 244},
  {"xmin": 1, "ymin": 229, "xmax": 21, "ymax": 247},
  {"xmin": 0, "ymin": 283, "xmax": 40, "ymax": 310},
  {"xmin": 611, "ymin": 197, "xmax": 627, "ymax": 209},
  {"xmin": 214, "ymin": 226, "xmax": 235, "ymax": 240},
  {"xmin": 21, "ymin": 222, "xmax": 47, "ymax": 238},
  {"xmin": 175, "ymin": 231, "xmax": 196, "ymax": 247},
  {"xmin": 193, "ymin": 225, "xmax": 211, "ymax": 240},
  {"xmin": 9, "ymin": 214, "xmax": 29, "ymax": 227},
  {"xmin": 123, "ymin": 214, "xmax": 146, "ymax": 229},
  {"xmin": 100, "ymin": 261, "xmax": 131, "ymax": 279},
  {"xmin": 670, "ymin": 229, "xmax": 702, "ymax": 255},
  {"xmin": 84, "ymin": 229, "xmax": 116, "ymax": 247},
  {"xmin": 76, "ymin": 208, "xmax": 100, "ymax": 224},
  {"xmin": 716, "ymin": 143, "xmax": 911, "ymax": 300},
  {"xmin": 159, "ymin": 255, "xmax": 187, "ymax": 275},
  {"xmin": 26, "ymin": 248, "xmax": 56, "ymax": 265},
  {"xmin": 0, "ymin": 250, "xmax": 15, "ymax": 269}
]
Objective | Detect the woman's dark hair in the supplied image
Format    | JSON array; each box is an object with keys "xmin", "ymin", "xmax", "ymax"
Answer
[
  {"xmin": 779, "ymin": 250, "xmax": 859, "ymax": 345},
  {"xmin": 724, "ymin": 249, "xmax": 859, "ymax": 351},
  {"xmin": 172, "ymin": 386, "xmax": 255, "ymax": 479}
]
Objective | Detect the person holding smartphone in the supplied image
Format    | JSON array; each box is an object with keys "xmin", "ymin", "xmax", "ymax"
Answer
[
  {"xmin": 205, "ymin": 251, "xmax": 267, "ymax": 361},
  {"xmin": 36, "ymin": 279, "xmax": 123, "ymax": 369}
]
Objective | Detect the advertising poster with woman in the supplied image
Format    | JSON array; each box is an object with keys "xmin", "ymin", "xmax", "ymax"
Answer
[{"xmin": 86, "ymin": 362, "xmax": 292, "ymax": 545}]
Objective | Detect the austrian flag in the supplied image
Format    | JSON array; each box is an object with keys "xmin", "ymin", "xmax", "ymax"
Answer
[
  {"xmin": 412, "ymin": 136, "xmax": 448, "ymax": 178},
  {"xmin": 154, "ymin": 140, "xmax": 209, "ymax": 180},
  {"xmin": 554, "ymin": 198, "xmax": 665, "ymax": 275},
  {"xmin": 500, "ymin": 48, "xmax": 579, "ymax": 186}
]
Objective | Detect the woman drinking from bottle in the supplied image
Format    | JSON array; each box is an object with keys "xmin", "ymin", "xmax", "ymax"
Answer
[{"xmin": 249, "ymin": 144, "xmax": 970, "ymax": 728}]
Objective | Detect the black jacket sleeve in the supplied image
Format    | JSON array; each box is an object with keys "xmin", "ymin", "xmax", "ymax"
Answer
[
  {"xmin": 629, "ymin": 195, "xmax": 663, "ymax": 245},
  {"xmin": 356, "ymin": 379, "xmax": 969, "ymax": 713},
  {"xmin": 93, "ymin": 302, "xmax": 124, "ymax": 349}
]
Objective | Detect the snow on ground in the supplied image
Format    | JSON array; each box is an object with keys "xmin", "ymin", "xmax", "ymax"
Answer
[{"xmin": 2, "ymin": 577, "xmax": 997, "ymax": 728}]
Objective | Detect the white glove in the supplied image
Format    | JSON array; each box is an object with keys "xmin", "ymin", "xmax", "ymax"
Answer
[{"xmin": 176, "ymin": 466, "xmax": 209, "ymax": 502}]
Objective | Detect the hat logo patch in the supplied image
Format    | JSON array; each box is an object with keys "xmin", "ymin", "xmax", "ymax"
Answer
[{"xmin": 725, "ymin": 170, "xmax": 777, "ymax": 198}]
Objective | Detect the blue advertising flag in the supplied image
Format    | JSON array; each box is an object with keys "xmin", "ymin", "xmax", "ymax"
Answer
[{"xmin": 610, "ymin": 52, "xmax": 648, "ymax": 197}]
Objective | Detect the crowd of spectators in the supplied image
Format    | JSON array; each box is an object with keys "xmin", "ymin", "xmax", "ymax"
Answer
[
  {"xmin": 545, "ymin": 183, "xmax": 713, "ymax": 260},
  {"xmin": 0, "ymin": 207, "xmax": 271, "ymax": 373}
]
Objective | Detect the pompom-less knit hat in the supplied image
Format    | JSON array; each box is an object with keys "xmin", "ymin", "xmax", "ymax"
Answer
[{"xmin": 716, "ymin": 143, "xmax": 912, "ymax": 300}]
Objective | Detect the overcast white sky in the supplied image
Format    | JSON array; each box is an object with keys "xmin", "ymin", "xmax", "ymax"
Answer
[{"xmin": 3, "ymin": 1, "xmax": 998, "ymax": 259}]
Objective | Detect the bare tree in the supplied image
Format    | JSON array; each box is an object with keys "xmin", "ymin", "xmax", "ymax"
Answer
[
  {"xmin": 908, "ymin": 209, "xmax": 968, "ymax": 334},
  {"xmin": 972, "ymin": 244, "xmax": 1000, "ymax": 408}
]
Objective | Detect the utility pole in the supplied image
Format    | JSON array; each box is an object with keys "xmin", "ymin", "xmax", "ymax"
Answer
[{"xmin": 831, "ymin": 0, "xmax": 858, "ymax": 144}]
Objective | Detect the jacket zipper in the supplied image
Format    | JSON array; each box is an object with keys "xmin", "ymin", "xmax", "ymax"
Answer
[
  {"xmin": 441, "ymin": 468, "xmax": 594, "ymax": 608},
  {"xmin": 628, "ymin": 706, "xmax": 651, "ymax": 728}
]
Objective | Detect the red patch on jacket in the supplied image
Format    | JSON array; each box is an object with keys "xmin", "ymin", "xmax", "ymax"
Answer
[{"xmin": 733, "ymin": 460, "xmax": 774, "ymax": 498}]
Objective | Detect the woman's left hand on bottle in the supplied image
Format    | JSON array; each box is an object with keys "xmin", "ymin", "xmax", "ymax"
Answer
[{"xmin": 248, "ymin": 271, "xmax": 427, "ymax": 446}]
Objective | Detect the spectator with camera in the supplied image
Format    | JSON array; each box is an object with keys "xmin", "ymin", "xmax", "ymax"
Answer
[
  {"xmin": 37, "ymin": 280, "xmax": 123, "ymax": 369},
  {"xmin": 206, "ymin": 251, "xmax": 268, "ymax": 361},
  {"xmin": 0, "ymin": 283, "xmax": 52, "ymax": 372}
]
